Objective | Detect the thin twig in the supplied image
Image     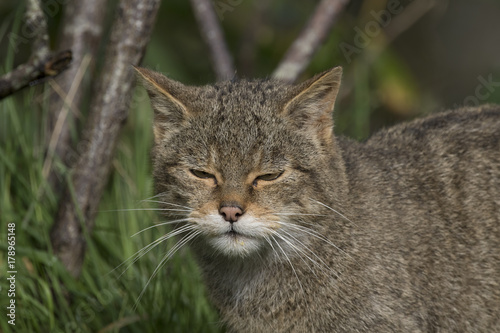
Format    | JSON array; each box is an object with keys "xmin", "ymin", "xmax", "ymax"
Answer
[
  {"xmin": 338, "ymin": 0, "xmax": 437, "ymax": 101},
  {"xmin": 273, "ymin": 0, "xmax": 350, "ymax": 83},
  {"xmin": 0, "ymin": 0, "xmax": 72, "ymax": 99},
  {"xmin": 189, "ymin": 0, "xmax": 235, "ymax": 81}
]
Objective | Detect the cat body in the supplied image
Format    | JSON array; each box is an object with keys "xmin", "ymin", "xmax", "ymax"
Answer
[{"xmin": 136, "ymin": 67, "xmax": 500, "ymax": 332}]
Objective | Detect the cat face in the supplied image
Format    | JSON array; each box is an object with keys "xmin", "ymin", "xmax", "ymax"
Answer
[
  {"xmin": 136, "ymin": 67, "xmax": 342, "ymax": 257},
  {"xmin": 154, "ymin": 104, "xmax": 308, "ymax": 257}
]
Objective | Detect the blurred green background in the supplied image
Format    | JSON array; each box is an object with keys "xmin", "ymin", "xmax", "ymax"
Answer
[{"xmin": 1, "ymin": 0, "xmax": 500, "ymax": 332}]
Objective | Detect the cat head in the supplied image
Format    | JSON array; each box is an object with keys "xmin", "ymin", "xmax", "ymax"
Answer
[{"xmin": 136, "ymin": 67, "xmax": 345, "ymax": 258}]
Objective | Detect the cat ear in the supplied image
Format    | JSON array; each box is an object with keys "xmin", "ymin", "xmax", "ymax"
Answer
[
  {"xmin": 134, "ymin": 67, "xmax": 191, "ymax": 144},
  {"xmin": 282, "ymin": 67, "xmax": 342, "ymax": 144}
]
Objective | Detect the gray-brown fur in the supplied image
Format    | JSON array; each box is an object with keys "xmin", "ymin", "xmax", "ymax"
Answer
[{"xmin": 136, "ymin": 66, "xmax": 500, "ymax": 332}]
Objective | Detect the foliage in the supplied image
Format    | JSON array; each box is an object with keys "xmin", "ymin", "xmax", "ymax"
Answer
[
  {"xmin": 0, "ymin": 85, "xmax": 221, "ymax": 332},
  {"xmin": 2, "ymin": 0, "xmax": 500, "ymax": 331}
]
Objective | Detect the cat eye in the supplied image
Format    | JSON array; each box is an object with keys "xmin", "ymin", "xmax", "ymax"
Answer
[
  {"xmin": 253, "ymin": 171, "xmax": 284, "ymax": 185},
  {"xmin": 190, "ymin": 169, "xmax": 216, "ymax": 181}
]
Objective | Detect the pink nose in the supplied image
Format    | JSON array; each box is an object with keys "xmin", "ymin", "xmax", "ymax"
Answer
[{"xmin": 219, "ymin": 205, "xmax": 244, "ymax": 223}]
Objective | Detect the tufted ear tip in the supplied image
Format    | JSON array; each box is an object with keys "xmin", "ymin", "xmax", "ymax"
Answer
[
  {"xmin": 331, "ymin": 65, "xmax": 343, "ymax": 75},
  {"xmin": 323, "ymin": 66, "xmax": 343, "ymax": 82},
  {"xmin": 134, "ymin": 68, "xmax": 191, "ymax": 144},
  {"xmin": 133, "ymin": 66, "xmax": 150, "ymax": 81},
  {"xmin": 285, "ymin": 67, "xmax": 343, "ymax": 114},
  {"xmin": 282, "ymin": 67, "xmax": 343, "ymax": 144}
]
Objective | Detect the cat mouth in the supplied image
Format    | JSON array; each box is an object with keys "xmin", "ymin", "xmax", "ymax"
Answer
[
  {"xmin": 223, "ymin": 227, "xmax": 251, "ymax": 240},
  {"xmin": 208, "ymin": 225, "xmax": 263, "ymax": 256},
  {"xmin": 225, "ymin": 227, "xmax": 243, "ymax": 238}
]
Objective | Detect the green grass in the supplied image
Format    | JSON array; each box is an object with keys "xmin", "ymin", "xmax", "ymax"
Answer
[
  {"xmin": 1, "ymin": 2, "xmax": 460, "ymax": 331},
  {"xmin": 0, "ymin": 82, "xmax": 222, "ymax": 332}
]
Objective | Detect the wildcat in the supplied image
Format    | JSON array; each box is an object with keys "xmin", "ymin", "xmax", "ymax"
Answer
[{"xmin": 135, "ymin": 66, "xmax": 500, "ymax": 332}]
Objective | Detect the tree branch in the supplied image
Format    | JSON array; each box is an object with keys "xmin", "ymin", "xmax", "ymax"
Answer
[
  {"xmin": 189, "ymin": 0, "xmax": 235, "ymax": 81},
  {"xmin": 272, "ymin": 0, "xmax": 350, "ymax": 83},
  {"xmin": 50, "ymin": 0, "xmax": 161, "ymax": 278},
  {"xmin": 46, "ymin": 0, "xmax": 109, "ymax": 190},
  {"xmin": 237, "ymin": 0, "xmax": 269, "ymax": 77},
  {"xmin": 0, "ymin": 0, "xmax": 72, "ymax": 99}
]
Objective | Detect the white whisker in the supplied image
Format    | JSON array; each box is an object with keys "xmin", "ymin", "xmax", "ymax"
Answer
[
  {"xmin": 139, "ymin": 199, "xmax": 191, "ymax": 210},
  {"xmin": 310, "ymin": 199, "xmax": 357, "ymax": 227},
  {"xmin": 271, "ymin": 230, "xmax": 319, "ymax": 278},
  {"xmin": 141, "ymin": 192, "xmax": 167, "ymax": 201},
  {"xmin": 100, "ymin": 208, "xmax": 192, "ymax": 213},
  {"xmin": 275, "ymin": 213, "xmax": 330, "ymax": 217},
  {"xmin": 134, "ymin": 230, "xmax": 202, "ymax": 308},
  {"xmin": 112, "ymin": 224, "xmax": 196, "ymax": 277},
  {"xmin": 277, "ymin": 221, "xmax": 353, "ymax": 260},
  {"xmin": 263, "ymin": 235, "xmax": 282, "ymax": 263},
  {"xmin": 278, "ymin": 228, "xmax": 340, "ymax": 279},
  {"xmin": 270, "ymin": 232, "xmax": 304, "ymax": 294},
  {"xmin": 131, "ymin": 218, "xmax": 192, "ymax": 237}
]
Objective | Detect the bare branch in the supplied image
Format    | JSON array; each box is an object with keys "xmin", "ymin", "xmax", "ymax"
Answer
[
  {"xmin": 338, "ymin": 0, "xmax": 437, "ymax": 101},
  {"xmin": 46, "ymin": 0, "xmax": 109, "ymax": 189},
  {"xmin": 238, "ymin": 0, "xmax": 269, "ymax": 77},
  {"xmin": 50, "ymin": 0, "xmax": 161, "ymax": 278},
  {"xmin": 26, "ymin": 0, "xmax": 49, "ymax": 57},
  {"xmin": 190, "ymin": 0, "xmax": 235, "ymax": 81},
  {"xmin": 273, "ymin": 0, "xmax": 350, "ymax": 83},
  {"xmin": 0, "ymin": 0, "xmax": 72, "ymax": 99}
]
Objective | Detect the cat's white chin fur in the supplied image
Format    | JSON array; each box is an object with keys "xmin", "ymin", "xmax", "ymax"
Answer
[
  {"xmin": 208, "ymin": 234, "xmax": 263, "ymax": 257},
  {"xmin": 196, "ymin": 213, "xmax": 272, "ymax": 257}
]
